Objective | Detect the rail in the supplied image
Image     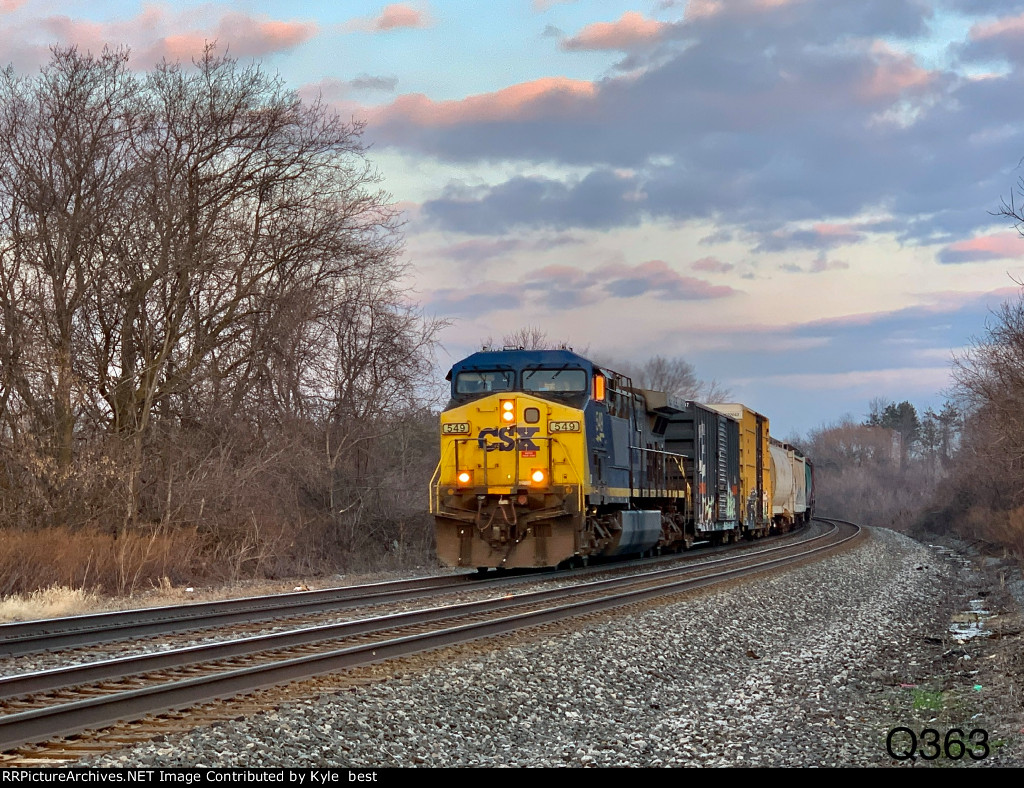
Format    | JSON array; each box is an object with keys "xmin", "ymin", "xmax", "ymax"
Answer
[{"xmin": 0, "ymin": 519, "xmax": 861, "ymax": 757}]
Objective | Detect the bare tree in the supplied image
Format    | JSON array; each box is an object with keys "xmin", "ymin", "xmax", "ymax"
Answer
[
  {"xmin": 479, "ymin": 325, "xmax": 575, "ymax": 351},
  {"xmin": 0, "ymin": 48, "xmax": 138, "ymax": 466},
  {"xmin": 0, "ymin": 46, "xmax": 445, "ymax": 586},
  {"xmin": 865, "ymin": 396, "xmax": 891, "ymax": 426},
  {"xmin": 952, "ymin": 285, "xmax": 1024, "ymax": 506},
  {"xmin": 802, "ymin": 415, "xmax": 938, "ymax": 528},
  {"xmin": 501, "ymin": 325, "xmax": 554, "ymax": 350},
  {"xmin": 602, "ymin": 354, "xmax": 731, "ymax": 401}
]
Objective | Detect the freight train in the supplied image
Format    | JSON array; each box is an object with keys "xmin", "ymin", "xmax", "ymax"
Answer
[{"xmin": 429, "ymin": 347, "xmax": 814, "ymax": 570}]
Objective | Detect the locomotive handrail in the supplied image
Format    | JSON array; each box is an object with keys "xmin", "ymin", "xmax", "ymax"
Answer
[
  {"xmin": 628, "ymin": 445, "xmax": 688, "ymax": 459},
  {"xmin": 548, "ymin": 435, "xmax": 585, "ymax": 513},
  {"xmin": 628, "ymin": 444, "xmax": 689, "ymax": 498},
  {"xmin": 428, "ymin": 442, "xmax": 457, "ymax": 513},
  {"xmin": 429, "ymin": 460, "xmax": 441, "ymax": 513}
]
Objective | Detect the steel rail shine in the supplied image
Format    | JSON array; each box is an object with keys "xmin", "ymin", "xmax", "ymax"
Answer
[
  {"xmin": 0, "ymin": 520, "xmax": 841, "ymax": 700},
  {"xmin": 0, "ymin": 520, "xmax": 858, "ymax": 752}
]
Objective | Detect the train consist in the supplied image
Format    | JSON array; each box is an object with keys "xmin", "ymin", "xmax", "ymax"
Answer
[{"xmin": 429, "ymin": 348, "xmax": 814, "ymax": 570}]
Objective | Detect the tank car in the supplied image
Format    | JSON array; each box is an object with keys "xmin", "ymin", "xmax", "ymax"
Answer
[{"xmin": 429, "ymin": 348, "xmax": 744, "ymax": 569}]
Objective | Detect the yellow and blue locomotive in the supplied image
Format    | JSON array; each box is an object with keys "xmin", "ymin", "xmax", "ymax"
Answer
[{"xmin": 429, "ymin": 348, "xmax": 746, "ymax": 569}]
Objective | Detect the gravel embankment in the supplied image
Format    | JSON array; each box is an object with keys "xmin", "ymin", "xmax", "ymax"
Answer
[{"xmin": 85, "ymin": 527, "xmax": 1024, "ymax": 767}]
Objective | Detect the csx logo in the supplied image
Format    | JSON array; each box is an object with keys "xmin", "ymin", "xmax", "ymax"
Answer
[{"xmin": 478, "ymin": 426, "xmax": 540, "ymax": 452}]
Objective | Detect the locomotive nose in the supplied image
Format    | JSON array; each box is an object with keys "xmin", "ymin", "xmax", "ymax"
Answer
[{"xmin": 432, "ymin": 390, "xmax": 586, "ymax": 568}]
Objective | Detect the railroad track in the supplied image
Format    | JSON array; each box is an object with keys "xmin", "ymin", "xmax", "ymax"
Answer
[
  {"xmin": 0, "ymin": 573, "xmax": 482, "ymax": 658},
  {"xmin": 0, "ymin": 518, "xmax": 859, "ymax": 762},
  {"xmin": 0, "ymin": 525, "xmax": 814, "ymax": 665}
]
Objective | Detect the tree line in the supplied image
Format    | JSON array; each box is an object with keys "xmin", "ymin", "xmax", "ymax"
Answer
[
  {"xmin": 0, "ymin": 47, "xmax": 443, "ymax": 594},
  {"xmin": 938, "ymin": 280, "xmax": 1024, "ymax": 556}
]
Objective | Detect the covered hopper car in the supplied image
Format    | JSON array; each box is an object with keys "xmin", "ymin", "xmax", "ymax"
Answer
[
  {"xmin": 429, "ymin": 348, "xmax": 813, "ymax": 570},
  {"xmin": 768, "ymin": 438, "xmax": 815, "ymax": 530}
]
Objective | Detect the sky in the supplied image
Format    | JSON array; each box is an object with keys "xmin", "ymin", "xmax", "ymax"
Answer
[{"xmin": 2, "ymin": 0, "xmax": 1024, "ymax": 436}]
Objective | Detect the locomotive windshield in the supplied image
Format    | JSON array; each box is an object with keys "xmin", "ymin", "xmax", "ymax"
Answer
[
  {"xmin": 447, "ymin": 350, "xmax": 595, "ymax": 406},
  {"xmin": 522, "ymin": 367, "xmax": 587, "ymax": 393},
  {"xmin": 454, "ymin": 370, "xmax": 514, "ymax": 394}
]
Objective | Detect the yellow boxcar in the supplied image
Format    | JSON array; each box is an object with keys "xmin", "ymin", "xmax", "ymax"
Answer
[{"xmin": 707, "ymin": 403, "xmax": 771, "ymax": 537}]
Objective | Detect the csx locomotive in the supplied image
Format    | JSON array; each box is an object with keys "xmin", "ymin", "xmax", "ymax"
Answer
[{"xmin": 429, "ymin": 348, "xmax": 814, "ymax": 570}]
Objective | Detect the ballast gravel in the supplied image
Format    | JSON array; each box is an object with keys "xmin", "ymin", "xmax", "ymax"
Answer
[{"xmin": 84, "ymin": 527, "xmax": 1024, "ymax": 767}]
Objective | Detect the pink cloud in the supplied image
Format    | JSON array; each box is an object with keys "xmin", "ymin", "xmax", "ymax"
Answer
[
  {"xmin": 562, "ymin": 12, "xmax": 667, "ymax": 51},
  {"xmin": 215, "ymin": 15, "xmax": 316, "ymax": 54},
  {"xmin": 857, "ymin": 42, "xmax": 933, "ymax": 100},
  {"xmin": 377, "ymin": 4, "xmax": 427, "ymax": 31},
  {"xmin": 392, "ymin": 200, "xmax": 422, "ymax": 222},
  {"xmin": 813, "ymin": 222, "xmax": 855, "ymax": 236},
  {"xmin": 1, "ymin": 0, "xmax": 26, "ymax": 12},
  {"xmin": 40, "ymin": 16, "xmax": 108, "ymax": 52},
  {"xmin": 347, "ymin": 4, "xmax": 430, "ymax": 33},
  {"xmin": 756, "ymin": 222, "xmax": 867, "ymax": 252},
  {"xmin": 751, "ymin": 0, "xmax": 806, "ymax": 8},
  {"xmin": 593, "ymin": 259, "xmax": 737, "ymax": 299},
  {"xmin": 685, "ymin": 0, "xmax": 723, "ymax": 20},
  {"xmin": 691, "ymin": 256, "xmax": 734, "ymax": 273},
  {"xmin": 31, "ymin": 8, "xmax": 317, "ymax": 67},
  {"xmin": 372, "ymin": 76, "xmax": 596, "ymax": 127},
  {"xmin": 684, "ymin": 0, "xmax": 808, "ymax": 23},
  {"xmin": 299, "ymin": 77, "xmax": 350, "ymax": 104},
  {"xmin": 971, "ymin": 14, "xmax": 1024, "ymax": 42},
  {"xmin": 525, "ymin": 264, "xmax": 593, "ymax": 287},
  {"xmin": 811, "ymin": 223, "xmax": 862, "ymax": 244},
  {"xmin": 151, "ymin": 15, "xmax": 316, "ymax": 61},
  {"xmin": 939, "ymin": 232, "xmax": 1024, "ymax": 264}
]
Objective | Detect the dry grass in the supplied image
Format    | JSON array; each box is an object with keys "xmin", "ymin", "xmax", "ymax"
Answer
[
  {"xmin": 0, "ymin": 584, "xmax": 101, "ymax": 622},
  {"xmin": 0, "ymin": 518, "xmax": 444, "ymax": 620},
  {"xmin": 0, "ymin": 567, "xmax": 453, "ymax": 622},
  {"xmin": 0, "ymin": 524, "xmax": 205, "ymax": 597},
  {"xmin": 953, "ymin": 506, "xmax": 1024, "ymax": 562},
  {"xmin": 0, "ymin": 510, "xmax": 441, "ymax": 613}
]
